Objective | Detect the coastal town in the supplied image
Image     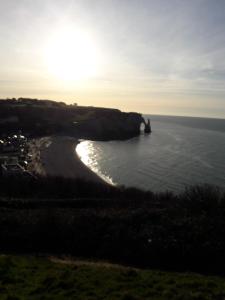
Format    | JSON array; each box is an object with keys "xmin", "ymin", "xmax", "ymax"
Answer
[{"xmin": 0, "ymin": 133, "xmax": 34, "ymax": 177}]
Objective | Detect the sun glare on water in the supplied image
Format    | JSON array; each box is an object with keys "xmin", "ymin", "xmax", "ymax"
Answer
[{"xmin": 45, "ymin": 28, "xmax": 101, "ymax": 82}]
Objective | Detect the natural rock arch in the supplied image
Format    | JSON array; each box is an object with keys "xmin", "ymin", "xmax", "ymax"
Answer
[{"xmin": 141, "ymin": 118, "xmax": 152, "ymax": 133}]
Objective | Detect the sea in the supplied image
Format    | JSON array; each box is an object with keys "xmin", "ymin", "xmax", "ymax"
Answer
[{"xmin": 76, "ymin": 115, "xmax": 225, "ymax": 193}]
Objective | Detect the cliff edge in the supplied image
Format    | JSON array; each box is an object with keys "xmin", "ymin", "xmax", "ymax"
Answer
[{"xmin": 0, "ymin": 98, "xmax": 145, "ymax": 141}]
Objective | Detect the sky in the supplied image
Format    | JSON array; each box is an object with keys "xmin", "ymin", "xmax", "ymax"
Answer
[{"xmin": 0, "ymin": 0, "xmax": 225, "ymax": 118}]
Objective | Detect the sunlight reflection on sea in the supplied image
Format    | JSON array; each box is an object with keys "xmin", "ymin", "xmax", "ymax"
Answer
[{"xmin": 76, "ymin": 115, "xmax": 225, "ymax": 193}]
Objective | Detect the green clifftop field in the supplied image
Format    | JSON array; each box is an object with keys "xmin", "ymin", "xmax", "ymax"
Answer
[{"xmin": 1, "ymin": 255, "xmax": 225, "ymax": 300}]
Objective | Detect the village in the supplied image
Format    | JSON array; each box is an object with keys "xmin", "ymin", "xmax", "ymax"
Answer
[{"xmin": 0, "ymin": 133, "xmax": 34, "ymax": 177}]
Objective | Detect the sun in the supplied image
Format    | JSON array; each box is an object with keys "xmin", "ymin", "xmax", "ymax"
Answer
[{"xmin": 44, "ymin": 28, "xmax": 101, "ymax": 81}]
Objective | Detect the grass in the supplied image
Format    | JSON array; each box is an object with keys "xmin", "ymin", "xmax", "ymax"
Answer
[{"xmin": 0, "ymin": 256, "xmax": 225, "ymax": 299}]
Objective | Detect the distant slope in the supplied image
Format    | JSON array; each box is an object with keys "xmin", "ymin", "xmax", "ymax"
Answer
[
  {"xmin": 0, "ymin": 255, "xmax": 225, "ymax": 300},
  {"xmin": 0, "ymin": 98, "xmax": 144, "ymax": 140}
]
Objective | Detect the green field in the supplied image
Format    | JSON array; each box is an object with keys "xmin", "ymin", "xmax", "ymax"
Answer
[{"xmin": 0, "ymin": 256, "xmax": 225, "ymax": 300}]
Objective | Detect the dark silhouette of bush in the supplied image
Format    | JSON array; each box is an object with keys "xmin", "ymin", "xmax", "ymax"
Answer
[{"xmin": 0, "ymin": 175, "xmax": 225, "ymax": 274}]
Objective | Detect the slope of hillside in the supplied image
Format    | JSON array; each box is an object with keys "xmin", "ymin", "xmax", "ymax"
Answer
[{"xmin": 0, "ymin": 255, "xmax": 225, "ymax": 300}]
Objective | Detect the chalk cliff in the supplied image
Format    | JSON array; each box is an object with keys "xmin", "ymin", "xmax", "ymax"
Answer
[
  {"xmin": 0, "ymin": 99, "xmax": 148, "ymax": 141},
  {"xmin": 73, "ymin": 111, "xmax": 144, "ymax": 140}
]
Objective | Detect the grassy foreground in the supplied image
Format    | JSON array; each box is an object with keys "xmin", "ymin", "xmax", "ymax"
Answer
[{"xmin": 0, "ymin": 256, "xmax": 225, "ymax": 300}]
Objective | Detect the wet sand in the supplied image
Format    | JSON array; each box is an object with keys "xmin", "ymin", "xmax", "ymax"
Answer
[{"xmin": 29, "ymin": 136, "xmax": 107, "ymax": 185}]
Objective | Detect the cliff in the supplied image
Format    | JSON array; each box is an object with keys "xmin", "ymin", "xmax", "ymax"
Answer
[
  {"xmin": 0, "ymin": 99, "xmax": 144, "ymax": 140},
  {"xmin": 72, "ymin": 111, "xmax": 144, "ymax": 140}
]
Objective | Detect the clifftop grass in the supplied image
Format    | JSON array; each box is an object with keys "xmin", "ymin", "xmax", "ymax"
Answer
[{"xmin": 0, "ymin": 255, "xmax": 225, "ymax": 300}]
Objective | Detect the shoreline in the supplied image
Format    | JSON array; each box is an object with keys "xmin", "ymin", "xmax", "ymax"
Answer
[{"xmin": 29, "ymin": 136, "xmax": 109, "ymax": 185}]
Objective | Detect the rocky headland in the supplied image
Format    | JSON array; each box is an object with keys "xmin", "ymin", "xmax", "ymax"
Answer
[{"xmin": 0, "ymin": 98, "xmax": 147, "ymax": 141}]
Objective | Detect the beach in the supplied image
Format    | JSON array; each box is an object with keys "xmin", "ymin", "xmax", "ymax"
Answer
[{"xmin": 28, "ymin": 136, "xmax": 107, "ymax": 184}]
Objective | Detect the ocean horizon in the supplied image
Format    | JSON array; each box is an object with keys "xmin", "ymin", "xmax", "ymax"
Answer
[{"xmin": 76, "ymin": 114, "xmax": 225, "ymax": 193}]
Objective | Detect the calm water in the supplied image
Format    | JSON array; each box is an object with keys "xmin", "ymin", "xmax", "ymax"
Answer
[{"xmin": 76, "ymin": 115, "xmax": 225, "ymax": 193}]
